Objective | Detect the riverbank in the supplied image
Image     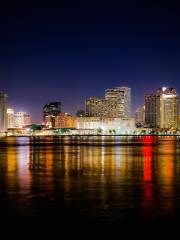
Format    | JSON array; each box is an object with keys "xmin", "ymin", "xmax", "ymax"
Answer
[{"xmin": 2, "ymin": 134, "xmax": 180, "ymax": 137}]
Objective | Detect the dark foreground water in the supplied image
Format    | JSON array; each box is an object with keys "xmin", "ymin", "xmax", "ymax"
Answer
[{"xmin": 1, "ymin": 136, "xmax": 180, "ymax": 229}]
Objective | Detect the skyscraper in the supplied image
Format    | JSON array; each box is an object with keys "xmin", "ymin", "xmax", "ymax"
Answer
[
  {"xmin": 85, "ymin": 97, "xmax": 118, "ymax": 118},
  {"xmin": 14, "ymin": 112, "xmax": 31, "ymax": 128},
  {"xmin": 7, "ymin": 108, "xmax": 15, "ymax": 128},
  {"xmin": 145, "ymin": 92, "xmax": 160, "ymax": 128},
  {"xmin": 135, "ymin": 106, "xmax": 145, "ymax": 127},
  {"xmin": 159, "ymin": 87, "xmax": 179, "ymax": 129},
  {"xmin": 105, "ymin": 86, "xmax": 131, "ymax": 118},
  {"xmin": 145, "ymin": 87, "xmax": 179, "ymax": 129},
  {"xmin": 0, "ymin": 92, "xmax": 8, "ymax": 133},
  {"xmin": 43, "ymin": 102, "xmax": 61, "ymax": 128}
]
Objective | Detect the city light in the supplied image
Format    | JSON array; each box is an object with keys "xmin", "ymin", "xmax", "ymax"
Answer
[{"xmin": 1, "ymin": 86, "xmax": 180, "ymax": 136}]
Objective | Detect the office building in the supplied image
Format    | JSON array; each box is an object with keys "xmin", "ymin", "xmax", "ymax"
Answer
[
  {"xmin": 105, "ymin": 86, "xmax": 131, "ymax": 118},
  {"xmin": 85, "ymin": 97, "xmax": 118, "ymax": 117},
  {"xmin": 7, "ymin": 108, "xmax": 15, "ymax": 128},
  {"xmin": 0, "ymin": 92, "xmax": 8, "ymax": 133},
  {"xmin": 145, "ymin": 92, "xmax": 160, "ymax": 128},
  {"xmin": 43, "ymin": 102, "xmax": 61, "ymax": 128},
  {"xmin": 135, "ymin": 106, "xmax": 145, "ymax": 127},
  {"xmin": 14, "ymin": 112, "xmax": 31, "ymax": 128},
  {"xmin": 178, "ymin": 116, "xmax": 180, "ymax": 129},
  {"xmin": 160, "ymin": 87, "xmax": 178, "ymax": 129},
  {"xmin": 145, "ymin": 87, "xmax": 178, "ymax": 129},
  {"xmin": 55, "ymin": 113, "xmax": 75, "ymax": 128}
]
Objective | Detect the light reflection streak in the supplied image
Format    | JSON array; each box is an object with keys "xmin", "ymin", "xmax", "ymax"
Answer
[{"xmin": 1, "ymin": 136, "xmax": 178, "ymax": 222}]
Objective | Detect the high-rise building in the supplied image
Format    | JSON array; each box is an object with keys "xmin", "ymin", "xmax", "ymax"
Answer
[
  {"xmin": 145, "ymin": 92, "xmax": 160, "ymax": 128},
  {"xmin": 0, "ymin": 92, "xmax": 8, "ymax": 133},
  {"xmin": 55, "ymin": 113, "xmax": 75, "ymax": 128},
  {"xmin": 7, "ymin": 108, "xmax": 15, "ymax": 128},
  {"xmin": 145, "ymin": 87, "xmax": 179, "ymax": 129},
  {"xmin": 14, "ymin": 112, "xmax": 31, "ymax": 128},
  {"xmin": 43, "ymin": 102, "xmax": 61, "ymax": 118},
  {"xmin": 43, "ymin": 102, "xmax": 61, "ymax": 128},
  {"xmin": 105, "ymin": 86, "xmax": 131, "ymax": 118},
  {"xmin": 159, "ymin": 87, "xmax": 179, "ymax": 129},
  {"xmin": 85, "ymin": 97, "xmax": 118, "ymax": 118},
  {"xmin": 135, "ymin": 106, "xmax": 145, "ymax": 127}
]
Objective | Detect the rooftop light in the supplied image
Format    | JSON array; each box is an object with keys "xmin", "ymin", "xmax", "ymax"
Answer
[{"xmin": 162, "ymin": 87, "xmax": 167, "ymax": 92}]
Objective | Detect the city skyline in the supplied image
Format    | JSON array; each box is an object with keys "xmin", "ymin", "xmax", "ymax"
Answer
[
  {"xmin": 1, "ymin": 1, "xmax": 180, "ymax": 122},
  {"xmin": 2, "ymin": 84, "xmax": 180, "ymax": 124},
  {"xmin": 2, "ymin": 0, "xmax": 180, "ymax": 230}
]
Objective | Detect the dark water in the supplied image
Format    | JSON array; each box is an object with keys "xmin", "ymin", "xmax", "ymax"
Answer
[{"xmin": 1, "ymin": 136, "xmax": 180, "ymax": 228}]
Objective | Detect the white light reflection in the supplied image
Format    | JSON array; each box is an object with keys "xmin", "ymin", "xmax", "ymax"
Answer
[{"xmin": 17, "ymin": 137, "xmax": 31, "ymax": 195}]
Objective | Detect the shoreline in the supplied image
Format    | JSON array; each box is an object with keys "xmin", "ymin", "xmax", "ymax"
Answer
[{"xmin": 1, "ymin": 134, "xmax": 180, "ymax": 137}]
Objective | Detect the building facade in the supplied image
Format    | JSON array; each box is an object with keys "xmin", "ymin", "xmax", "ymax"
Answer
[
  {"xmin": 0, "ymin": 92, "xmax": 8, "ymax": 133},
  {"xmin": 7, "ymin": 108, "xmax": 15, "ymax": 128},
  {"xmin": 43, "ymin": 102, "xmax": 61, "ymax": 127},
  {"xmin": 85, "ymin": 97, "xmax": 118, "ymax": 118},
  {"xmin": 105, "ymin": 86, "xmax": 131, "ymax": 118},
  {"xmin": 178, "ymin": 116, "xmax": 180, "ymax": 129},
  {"xmin": 75, "ymin": 117, "xmax": 135, "ymax": 134},
  {"xmin": 55, "ymin": 113, "xmax": 75, "ymax": 128},
  {"xmin": 145, "ymin": 93, "xmax": 160, "ymax": 128},
  {"xmin": 14, "ymin": 112, "xmax": 31, "ymax": 128},
  {"xmin": 44, "ymin": 115, "xmax": 54, "ymax": 128},
  {"xmin": 145, "ymin": 87, "xmax": 179, "ymax": 129},
  {"xmin": 135, "ymin": 106, "xmax": 145, "ymax": 127},
  {"xmin": 159, "ymin": 88, "xmax": 179, "ymax": 129}
]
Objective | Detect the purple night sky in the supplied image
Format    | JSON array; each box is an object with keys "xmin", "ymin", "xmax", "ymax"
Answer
[{"xmin": 1, "ymin": 0, "xmax": 180, "ymax": 123}]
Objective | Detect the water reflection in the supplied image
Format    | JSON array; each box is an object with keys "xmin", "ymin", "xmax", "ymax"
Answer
[{"xmin": 0, "ymin": 136, "xmax": 180, "ymax": 224}]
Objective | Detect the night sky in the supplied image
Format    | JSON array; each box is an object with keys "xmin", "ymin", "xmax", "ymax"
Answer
[{"xmin": 1, "ymin": 0, "xmax": 180, "ymax": 123}]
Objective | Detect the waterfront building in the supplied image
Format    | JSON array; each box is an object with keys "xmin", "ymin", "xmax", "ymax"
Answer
[
  {"xmin": 75, "ymin": 117, "xmax": 135, "ymax": 134},
  {"xmin": 105, "ymin": 86, "xmax": 131, "ymax": 118},
  {"xmin": 145, "ymin": 87, "xmax": 179, "ymax": 129},
  {"xmin": 0, "ymin": 92, "xmax": 8, "ymax": 133},
  {"xmin": 44, "ymin": 115, "xmax": 54, "ymax": 128},
  {"xmin": 55, "ymin": 113, "xmax": 75, "ymax": 128},
  {"xmin": 145, "ymin": 92, "xmax": 160, "ymax": 128},
  {"xmin": 85, "ymin": 97, "xmax": 118, "ymax": 117},
  {"xmin": 135, "ymin": 106, "xmax": 145, "ymax": 127},
  {"xmin": 7, "ymin": 108, "xmax": 15, "ymax": 128},
  {"xmin": 14, "ymin": 112, "xmax": 31, "ymax": 128},
  {"xmin": 160, "ymin": 88, "xmax": 179, "ymax": 129},
  {"xmin": 43, "ymin": 102, "xmax": 61, "ymax": 127}
]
